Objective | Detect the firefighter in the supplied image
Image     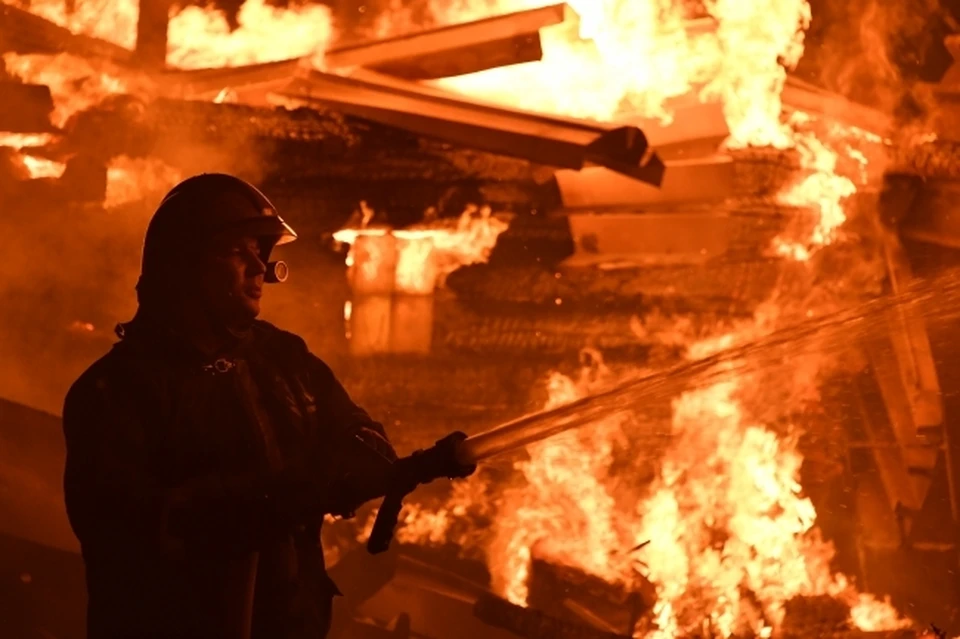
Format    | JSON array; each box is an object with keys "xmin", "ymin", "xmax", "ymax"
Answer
[{"xmin": 61, "ymin": 174, "xmax": 450, "ymax": 638}]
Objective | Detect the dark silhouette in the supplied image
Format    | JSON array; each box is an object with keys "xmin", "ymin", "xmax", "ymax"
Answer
[{"xmin": 62, "ymin": 174, "xmax": 416, "ymax": 638}]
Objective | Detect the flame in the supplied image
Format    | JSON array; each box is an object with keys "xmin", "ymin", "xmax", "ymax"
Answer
[
  {"xmin": 11, "ymin": 0, "xmax": 139, "ymax": 49},
  {"xmin": 0, "ymin": 133, "xmax": 57, "ymax": 150},
  {"xmin": 167, "ymin": 0, "xmax": 333, "ymax": 69},
  {"xmin": 3, "ymin": 53, "xmax": 139, "ymax": 127},
  {"xmin": 334, "ymin": 205, "xmax": 510, "ymax": 294},
  {"xmin": 421, "ymin": 0, "xmax": 875, "ymax": 257},
  {"xmin": 20, "ymin": 154, "xmax": 67, "ymax": 179},
  {"xmin": 386, "ymin": 1, "xmax": 913, "ymax": 630}
]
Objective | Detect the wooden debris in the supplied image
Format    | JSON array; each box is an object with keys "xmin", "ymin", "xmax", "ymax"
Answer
[
  {"xmin": 156, "ymin": 58, "xmax": 305, "ymax": 103},
  {"xmin": 325, "ymin": 4, "xmax": 571, "ymax": 80},
  {"xmin": 473, "ymin": 592, "xmax": 632, "ymax": 639},
  {"xmin": 0, "ymin": 81, "xmax": 55, "ymax": 133},
  {"xmin": 781, "ymin": 75, "xmax": 892, "ymax": 136},
  {"xmin": 0, "ymin": 3, "xmax": 132, "ymax": 64},
  {"xmin": 782, "ymin": 595, "xmax": 851, "ymax": 637},
  {"xmin": 551, "ymin": 155, "xmax": 734, "ymax": 209},
  {"xmin": 278, "ymin": 67, "xmax": 665, "ymax": 185},
  {"xmin": 527, "ymin": 549, "xmax": 653, "ymax": 637}
]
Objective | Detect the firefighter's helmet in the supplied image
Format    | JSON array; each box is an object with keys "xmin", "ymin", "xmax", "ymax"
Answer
[{"xmin": 140, "ymin": 173, "xmax": 296, "ymax": 279}]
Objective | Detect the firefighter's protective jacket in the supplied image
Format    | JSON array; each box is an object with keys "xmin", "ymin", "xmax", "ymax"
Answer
[{"xmin": 63, "ymin": 317, "xmax": 395, "ymax": 639}]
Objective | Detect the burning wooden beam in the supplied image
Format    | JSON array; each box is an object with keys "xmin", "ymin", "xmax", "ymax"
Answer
[
  {"xmin": 0, "ymin": 2, "xmax": 132, "ymax": 64},
  {"xmin": 277, "ymin": 68, "xmax": 665, "ymax": 185},
  {"xmin": 325, "ymin": 4, "xmax": 572, "ymax": 80},
  {"xmin": 625, "ymin": 98, "xmax": 729, "ymax": 160},
  {"xmin": 156, "ymin": 57, "xmax": 306, "ymax": 103},
  {"xmin": 781, "ymin": 75, "xmax": 892, "ymax": 136}
]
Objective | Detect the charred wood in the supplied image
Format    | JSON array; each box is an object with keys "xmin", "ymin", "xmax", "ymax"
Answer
[
  {"xmin": 279, "ymin": 68, "xmax": 664, "ymax": 185},
  {"xmin": 446, "ymin": 257, "xmax": 782, "ymax": 315},
  {"xmin": 527, "ymin": 550, "xmax": 654, "ymax": 637},
  {"xmin": 0, "ymin": 81, "xmax": 55, "ymax": 133},
  {"xmin": 61, "ymin": 96, "xmax": 547, "ymax": 216},
  {"xmin": 473, "ymin": 593, "xmax": 632, "ymax": 639},
  {"xmin": 890, "ymin": 139, "xmax": 960, "ymax": 181}
]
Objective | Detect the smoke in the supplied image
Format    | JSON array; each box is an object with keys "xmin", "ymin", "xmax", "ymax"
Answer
[{"xmin": 800, "ymin": 0, "xmax": 946, "ymax": 121}]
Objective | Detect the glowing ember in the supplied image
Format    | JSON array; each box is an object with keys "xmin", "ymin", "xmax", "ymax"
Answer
[
  {"xmin": 167, "ymin": 0, "xmax": 333, "ymax": 69},
  {"xmin": 105, "ymin": 156, "xmax": 182, "ymax": 209}
]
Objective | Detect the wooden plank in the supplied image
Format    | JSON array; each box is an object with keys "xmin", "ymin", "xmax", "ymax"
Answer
[
  {"xmin": 277, "ymin": 67, "xmax": 665, "ymax": 185},
  {"xmin": 562, "ymin": 210, "xmax": 740, "ymax": 266},
  {"xmin": 781, "ymin": 75, "xmax": 892, "ymax": 136},
  {"xmin": 551, "ymin": 155, "xmax": 734, "ymax": 209},
  {"xmin": 326, "ymin": 4, "xmax": 572, "ymax": 80},
  {"xmin": 623, "ymin": 99, "xmax": 729, "ymax": 157},
  {"xmin": 155, "ymin": 57, "xmax": 306, "ymax": 103}
]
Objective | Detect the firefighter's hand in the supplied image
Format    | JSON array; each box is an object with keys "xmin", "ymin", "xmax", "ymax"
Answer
[{"xmin": 431, "ymin": 430, "xmax": 476, "ymax": 479}]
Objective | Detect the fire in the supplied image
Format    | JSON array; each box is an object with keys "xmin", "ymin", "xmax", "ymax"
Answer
[
  {"xmin": 431, "ymin": 0, "xmax": 707, "ymax": 123},
  {"xmin": 425, "ymin": 0, "xmax": 867, "ymax": 256},
  {"xmin": 20, "ymin": 154, "xmax": 67, "ymax": 179},
  {"xmin": 385, "ymin": 0, "xmax": 912, "ymax": 633},
  {"xmin": 0, "ymin": 133, "xmax": 57, "ymax": 150},
  {"xmin": 13, "ymin": 0, "xmax": 139, "ymax": 49},
  {"xmin": 1, "ymin": 0, "xmax": 332, "ymax": 69},
  {"xmin": 3, "ymin": 53, "xmax": 139, "ymax": 128},
  {"xmin": 167, "ymin": 0, "xmax": 333, "ymax": 69},
  {"xmin": 334, "ymin": 205, "xmax": 510, "ymax": 294}
]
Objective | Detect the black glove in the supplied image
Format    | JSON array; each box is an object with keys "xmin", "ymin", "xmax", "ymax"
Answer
[
  {"xmin": 367, "ymin": 430, "xmax": 475, "ymax": 554},
  {"xmin": 412, "ymin": 431, "xmax": 476, "ymax": 481}
]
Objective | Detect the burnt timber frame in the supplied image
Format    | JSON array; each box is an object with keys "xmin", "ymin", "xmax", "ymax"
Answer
[
  {"xmin": 277, "ymin": 67, "xmax": 665, "ymax": 186},
  {"xmin": 325, "ymin": 3, "xmax": 573, "ymax": 80}
]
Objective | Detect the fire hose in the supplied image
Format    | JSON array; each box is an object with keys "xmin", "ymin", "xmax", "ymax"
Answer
[{"xmin": 365, "ymin": 375, "xmax": 643, "ymax": 554}]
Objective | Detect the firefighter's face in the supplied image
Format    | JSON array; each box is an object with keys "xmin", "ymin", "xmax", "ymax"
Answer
[{"xmin": 200, "ymin": 232, "xmax": 267, "ymax": 324}]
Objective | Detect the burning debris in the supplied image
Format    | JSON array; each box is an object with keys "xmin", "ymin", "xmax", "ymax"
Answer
[{"xmin": 1, "ymin": 0, "xmax": 959, "ymax": 638}]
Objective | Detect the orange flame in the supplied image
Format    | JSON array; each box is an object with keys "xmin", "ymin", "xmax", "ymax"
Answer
[
  {"xmin": 388, "ymin": 1, "xmax": 911, "ymax": 633},
  {"xmin": 167, "ymin": 0, "xmax": 333, "ymax": 69},
  {"xmin": 12, "ymin": 0, "xmax": 139, "ymax": 49},
  {"xmin": 3, "ymin": 52, "xmax": 138, "ymax": 127},
  {"xmin": 334, "ymin": 205, "xmax": 510, "ymax": 294}
]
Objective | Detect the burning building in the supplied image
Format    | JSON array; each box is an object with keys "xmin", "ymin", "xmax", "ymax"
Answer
[{"xmin": 1, "ymin": 0, "xmax": 959, "ymax": 637}]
